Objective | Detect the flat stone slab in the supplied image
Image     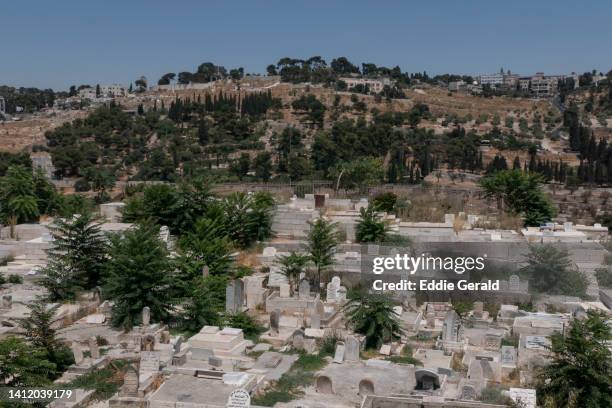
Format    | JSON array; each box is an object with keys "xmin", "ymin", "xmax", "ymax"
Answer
[{"xmin": 252, "ymin": 343, "xmax": 272, "ymax": 353}]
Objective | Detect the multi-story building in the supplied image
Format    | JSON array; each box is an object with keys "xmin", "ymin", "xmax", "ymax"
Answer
[
  {"xmin": 78, "ymin": 87, "xmax": 97, "ymax": 100},
  {"xmin": 529, "ymin": 72, "xmax": 561, "ymax": 98},
  {"xmin": 340, "ymin": 77, "xmax": 392, "ymax": 94},
  {"xmin": 478, "ymin": 72, "xmax": 505, "ymax": 87},
  {"xmin": 0, "ymin": 96, "xmax": 5, "ymax": 115},
  {"xmin": 101, "ymin": 84, "xmax": 127, "ymax": 98}
]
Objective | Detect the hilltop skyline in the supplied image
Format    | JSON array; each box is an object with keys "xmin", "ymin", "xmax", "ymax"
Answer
[{"xmin": 1, "ymin": 0, "xmax": 611, "ymax": 90}]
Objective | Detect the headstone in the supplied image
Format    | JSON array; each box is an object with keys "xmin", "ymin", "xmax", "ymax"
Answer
[
  {"xmin": 333, "ymin": 341, "xmax": 345, "ymax": 363},
  {"xmin": 269, "ymin": 310, "xmax": 280, "ymax": 336},
  {"xmin": 379, "ymin": 344, "xmax": 391, "ymax": 356},
  {"xmin": 337, "ymin": 286, "xmax": 347, "ymax": 303},
  {"xmin": 159, "ymin": 225, "xmax": 170, "ymax": 243},
  {"xmin": 88, "ymin": 336, "xmax": 100, "ymax": 359},
  {"xmin": 160, "ymin": 330, "xmax": 170, "ymax": 344},
  {"xmin": 262, "ymin": 247, "xmax": 277, "ymax": 257},
  {"xmin": 226, "ymin": 279, "xmax": 245, "ymax": 313},
  {"xmin": 344, "ymin": 335, "xmax": 360, "ymax": 362},
  {"xmin": 310, "ymin": 313, "xmax": 321, "ymax": 330},
  {"xmin": 139, "ymin": 351, "xmax": 160, "ymax": 377},
  {"xmin": 279, "ymin": 283, "xmax": 291, "ymax": 298},
  {"xmin": 142, "ymin": 306, "xmax": 151, "ymax": 326},
  {"xmin": 473, "ymin": 301, "xmax": 484, "ymax": 318},
  {"xmin": 226, "ymin": 388, "xmax": 251, "ymax": 408},
  {"xmin": 484, "ymin": 333, "xmax": 502, "ymax": 350},
  {"xmin": 508, "ymin": 275, "xmax": 520, "ymax": 292},
  {"xmin": 172, "ymin": 336, "xmax": 183, "ymax": 354},
  {"xmin": 442, "ymin": 310, "xmax": 462, "ymax": 342},
  {"xmin": 293, "ymin": 334, "xmax": 304, "ymax": 350},
  {"xmin": 315, "ymin": 299, "xmax": 325, "ymax": 316},
  {"xmin": 501, "ymin": 346, "xmax": 517, "ymax": 366},
  {"xmin": 303, "ymin": 338, "xmax": 316, "ymax": 354},
  {"xmin": 71, "ymin": 342, "xmax": 83, "ymax": 364},
  {"xmin": 298, "ymin": 280, "xmax": 310, "ymax": 299},
  {"xmin": 202, "ymin": 265, "xmax": 210, "ymax": 278},
  {"xmin": 1, "ymin": 295, "xmax": 12, "ymax": 309}
]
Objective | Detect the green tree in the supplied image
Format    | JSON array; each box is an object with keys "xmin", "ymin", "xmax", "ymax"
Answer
[
  {"xmin": 537, "ymin": 311, "xmax": 612, "ymax": 407},
  {"xmin": 480, "ymin": 170, "xmax": 554, "ymax": 226},
  {"xmin": 224, "ymin": 312, "xmax": 265, "ymax": 341},
  {"xmin": 356, "ymin": 205, "xmax": 388, "ymax": 243},
  {"xmin": 519, "ymin": 244, "xmax": 588, "ymax": 297},
  {"xmin": 179, "ymin": 275, "xmax": 226, "ymax": 334},
  {"xmin": 0, "ymin": 337, "xmax": 56, "ymax": 387},
  {"xmin": 372, "ymin": 192, "xmax": 397, "ymax": 213},
  {"xmin": 222, "ymin": 192, "xmax": 274, "ymax": 248},
  {"xmin": 230, "ymin": 153, "xmax": 251, "ymax": 180},
  {"xmin": 12, "ymin": 298, "xmax": 74, "ymax": 373},
  {"xmin": 306, "ymin": 217, "xmax": 339, "ymax": 291},
  {"xmin": 0, "ymin": 165, "xmax": 40, "ymax": 237},
  {"xmin": 177, "ymin": 216, "xmax": 233, "ymax": 282},
  {"xmin": 254, "ymin": 152, "xmax": 273, "ymax": 181},
  {"xmin": 330, "ymin": 158, "xmax": 384, "ymax": 193},
  {"xmin": 41, "ymin": 213, "xmax": 108, "ymax": 300},
  {"xmin": 344, "ymin": 293, "xmax": 403, "ymax": 349},
  {"xmin": 276, "ymin": 251, "xmax": 310, "ymax": 295},
  {"xmin": 103, "ymin": 223, "xmax": 175, "ymax": 330}
]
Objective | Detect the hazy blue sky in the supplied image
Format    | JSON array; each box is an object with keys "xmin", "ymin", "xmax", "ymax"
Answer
[{"xmin": 1, "ymin": 0, "xmax": 611, "ymax": 90}]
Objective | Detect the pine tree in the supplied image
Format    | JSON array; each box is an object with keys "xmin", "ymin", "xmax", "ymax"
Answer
[
  {"xmin": 103, "ymin": 223, "xmax": 175, "ymax": 330},
  {"xmin": 41, "ymin": 213, "xmax": 108, "ymax": 301}
]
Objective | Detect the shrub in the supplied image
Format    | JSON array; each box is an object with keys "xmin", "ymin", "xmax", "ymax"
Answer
[{"xmin": 7, "ymin": 274, "xmax": 23, "ymax": 284}]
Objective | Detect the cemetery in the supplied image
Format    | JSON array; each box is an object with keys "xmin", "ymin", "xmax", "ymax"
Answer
[{"xmin": 0, "ymin": 192, "xmax": 610, "ymax": 408}]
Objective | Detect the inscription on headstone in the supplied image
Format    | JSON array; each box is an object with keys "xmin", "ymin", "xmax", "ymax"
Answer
[{"xmin": 226, "ymin": 388, "xmax": 251, "ymax": 408}]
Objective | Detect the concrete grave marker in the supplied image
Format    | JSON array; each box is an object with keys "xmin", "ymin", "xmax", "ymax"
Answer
[
  {"xmin": 279, "ymin": 283, "xmax": 291, "ymax": 298},
  {"xmin": 298, "ymin": 280, "xmax": 310, "ymax": 299},
  {"xmin": 1, "ymin": 295, "xmax": 12, "ymax": 309},
  {"xmin": 379, "ymin": 344, "xmax": 391, "ymax": 356},
  {"xmin": 226, "ymin": 388, "xmax": 251, "ymax": 408},
  {"xmin": 88, "ymin": 336, "xmax": 100, "ymax": 359},
  {"xmin": 142, "ymin": 306, "xmax": 151, "ymax": 326},
  {"xmin": 509, "ymin": 275, "xmax": 520, "ymax": 292},
  {"xmin": 333, "ymin": 341, "xmax": 345, "ymax": 363},
  {"xmin": 139, "ymin": 351, "xmax": 160, "ymax": 377},
  {"xmin": 71, "ymin": 342, "xmax": 83, "ymax": 364},
  {"xmin": 345, "ymin": 335, "xmax": 360, "ymax": 362},
  {"xmin": 270, "ymin": 310, "xmax": 280, "ymax": 336}
]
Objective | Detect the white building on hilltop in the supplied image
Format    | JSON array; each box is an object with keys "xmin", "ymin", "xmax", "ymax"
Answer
[
  {"xmin": 100, "ymin": 84, "xmax": 127, "ymax": 98},
  {"xmin": 340, "ymin": 77, "xmax": 392, "ymax": 93}
]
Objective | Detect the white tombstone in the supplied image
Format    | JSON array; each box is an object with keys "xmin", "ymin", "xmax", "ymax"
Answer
[
  {"xmin": 333, "ymin": 341, "xmax": 345, "ymax": 363},
  {"xmin": 142, "ymin": 306, "xmax": 151, "ymax": 326},
  {"xmin": 71, "ymin": 342, "xmax": 84, "ymax": 364},
  {"xmin": 89, "ymin": 336, "xmax": 100, "ymax": 359},
  {"xmin": 226, "ymin": 388, "xmax": 251, "ymax": 408},
  {"xmin": 279, "ymin": 283, "xmax": 291, "ymax": 298},
  {"xmin": 379, "ymin": 344, "xmax": 391, "ymax": 356},
  {"xmin": 508, "ymin": 275, "xmax": 520, "ymax": 292},
  {"xmin": 139, "ymin": 351, "xmax": 160, "ymax": 378},
  {"xmin": 262, "ymin": 247, "xmax": 277, "ymax": 257}
]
